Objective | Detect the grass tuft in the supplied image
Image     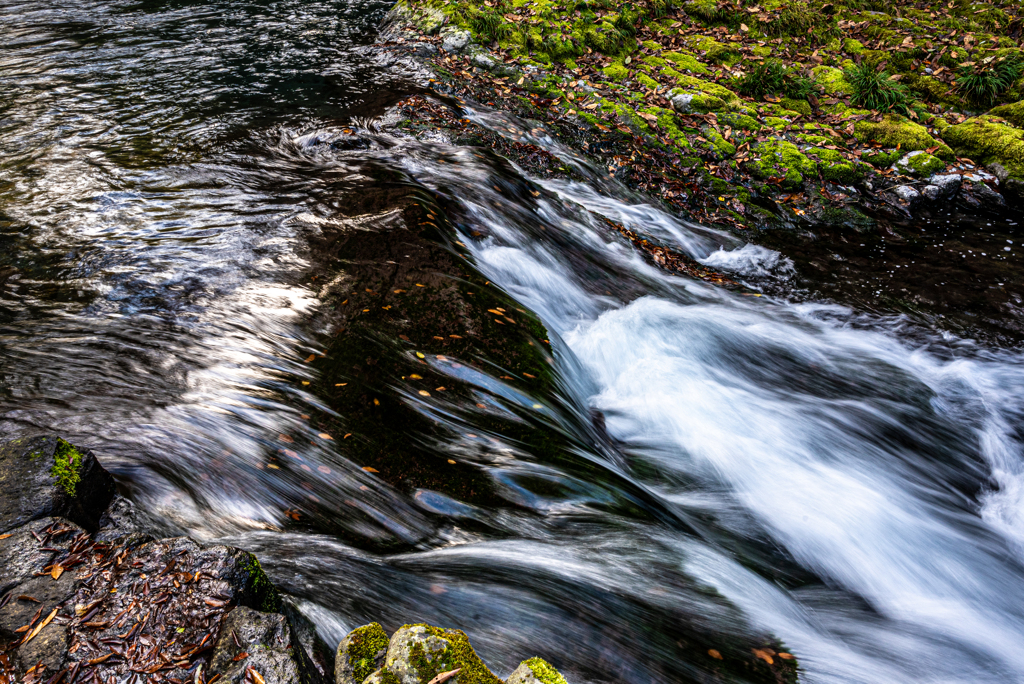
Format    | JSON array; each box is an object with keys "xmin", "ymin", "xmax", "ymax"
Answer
[
  {"xmin": 954, "ymin": 56, "xmax": 1023, "ymax": 107},
  {"xmin": 845, "ymin": 62, "xmax": 911, "ymax": 113}
]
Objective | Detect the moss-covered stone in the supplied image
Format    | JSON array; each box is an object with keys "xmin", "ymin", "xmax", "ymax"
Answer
[
  {"xmin": 808, "ymin": 147, "xmax": 865, "ymax": 183},
  {"xmin": 662, "ymin": 51, "xmax": 709, "ymax": 74},
  {"xmin": 780, "ymin": 97, "xmax": 812, "ymax": 116},
  {"xmin": 748, "ymin": 139, "xmax": 817, "ymax": 187},
  {"xmin": 894, "ymin": 150, "xmax": 946, "ymax": 177},
  {"xmin": 337, "ymin": 623, "xmax": 391, "ymax": 684},
  {"xmin": 862, "ymin": 149, "xmax": 901, "ymax": 167},
  {"xmin": 855, "ymin": 114, "xmax": 953, "ymax": 159},
  {"xmin": 506, "ymin": 658, "xmax": 569, "ymax": 684},
  {"xmin": 990, "ymin": 100, "xmax": 1024, "ymax": 129},
  {"xmin": 943, "ymin": 114, "xmax": 1024, "ymax": 179},
  {"xmin": 382, "ymin": 624, "xmax": 502, "ymax": 684}
]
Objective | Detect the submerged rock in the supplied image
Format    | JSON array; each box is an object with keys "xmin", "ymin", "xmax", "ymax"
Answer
[{"xmin": 0, "ymin": 435, "xmax": 115, "ymax": 533}]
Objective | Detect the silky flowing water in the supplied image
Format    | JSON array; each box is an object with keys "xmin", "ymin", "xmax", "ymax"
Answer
[{"xmin": 4, "ymin": 1, "xmax": 1024, "ymax": 682}]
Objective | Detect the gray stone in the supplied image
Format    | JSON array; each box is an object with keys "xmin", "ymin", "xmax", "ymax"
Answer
[
  {"xmin": 894, "ymin": 185, "xmax": 920, "ymax": 203},
  {"xmin": 921, "ymin": 184, "xmax": 943, "ymax": 200},
  {"xmin": 671, "ymin": 93, "xmax": 695, "ymax": 114},
  {"xmin": 208, "ymin": 606, "xmax": 312, "ymax": 684},
  {"xmin": 281, "ymin": 597, "xmax": 335, "ymax": 681},
  {"xmin": 0, "ymin": 517, "xmax": 83, "ymax": 595},
  {"xmin": 988, "ymin": 162, "xmax": 1009, "ymax": 183},
  {"xmin": 929, "ymin": 173, "xmax": 962, "ymax": 197},
  {"xmin": 0, "ymin": 435, "xmax": 115, "ymax": 533},
  {"xmin": 93, "ymin": 494, "xmax": 144, "ymax": 543},
  {"xmin": 471, "ymin": 52, "xmax": 497, "ymax": 70},
  {"xmin": 441, "ymin": 29, "xmax": 471, "ymax": 54},
  {"xmin": 0, "ymin": 572, "xmax": 78, "ymax": 640}
]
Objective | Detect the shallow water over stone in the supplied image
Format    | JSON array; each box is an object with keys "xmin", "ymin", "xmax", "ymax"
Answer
[{"xmin": 4, "ymin": 1, "xmax": 1024, "ymax": 683}]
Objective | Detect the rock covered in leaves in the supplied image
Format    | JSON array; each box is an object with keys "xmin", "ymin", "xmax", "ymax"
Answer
[
  {"xmin": 0, "ymin": 436, "xmax": 330, "ymax": 684},
  {"xmin": 334, "ymin": 623, "xmax": 569, "ymax": 684}
]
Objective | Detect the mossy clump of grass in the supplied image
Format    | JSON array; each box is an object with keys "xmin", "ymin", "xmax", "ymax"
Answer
[
  {"xmin": 844, "ymin": 61, "xmax": 912, "ymax": 113},
  {"xmin": 954, "ymin": 56, "xmax": 1024, "ymax": 107},
  {"xmin": 52, "ymin": 438, "xmax": 83, "ymax": 497}
]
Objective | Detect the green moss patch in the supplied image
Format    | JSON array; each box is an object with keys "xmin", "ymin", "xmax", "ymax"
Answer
[
  {"xmin": 349, "ymin": 623, "xmax": 390, "ymax": 684},
  {"xmin": 52, "ymin": 438, "xmax": 83, "ymax": 497},
  {"xmin": 525, "ymin": 657, "xmax": 568, "ymax": 684}
]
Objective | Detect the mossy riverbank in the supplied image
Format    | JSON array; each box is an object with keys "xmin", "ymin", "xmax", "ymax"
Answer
[{"xmin": 381, "ymin": 0, "xmax": 1024, "ymax": 235}]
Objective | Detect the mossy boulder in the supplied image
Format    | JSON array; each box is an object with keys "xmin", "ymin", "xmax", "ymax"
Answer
[
  {"xmin": 208, "ymin": 606, "xmax": 323, "ymax": 684},
  {"xmin": 748, "ymin": 139, "xmax": 817, "ymax": 187},
  {"xmin": 506, "ymin": 658, "xmax": 569, "ymax": 684},
  {"xmin": 854, "ymin": 114, "xmax": 953, "ymax": 159},
  {"xmin": 375, "ymin": 624, "xmax": 503, "ymax": 684},
  {"xmin": 989, "ymin": 100, "xmax": 1024, "ymax": 129},
  {"xmin": 781, "ymin": 98, "xmax": 812, "ymax": 116},
  {"xmin": 894, "ymin": 150, "xmax": 946, "ymax": 177},
  {"xmin": 0, "ymin": 435, "xmax": 115, "ymax": 533},
  {"xmin": 337, "ymin": 623, "xmax": 390, "ymax": 684},
  {"xmin": 943, "ymin": 114, "xmax": 1024, "ymax": 185},
  {"xmin": 808, "ymin": 147, "xmax": 866, "ymax": 183}
]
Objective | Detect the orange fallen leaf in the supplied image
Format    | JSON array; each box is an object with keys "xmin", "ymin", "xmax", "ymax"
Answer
[
  {"xmin": 362, "ymin": 466, "xmax": 379, "ymax": 473},
  {"xmin": 50, "ymin": 565, "xmax": 63, "ymax": 580},
  {"xmin": 23, "ymin": 608, "xmax": 57, "ymax": 644},
  {"xmin": 418, "ymin": 390, "xmax": 431, "ymax": 397},
  {"xmin": 447, "ymin": 459, "xmax": 456, "ymax": 464},
  {"xmin": 318, "ymin": 433, "xmax": 333, "ymax": 440},
  {"xmin": 708, "ymin": 649, "xmax": 723, "ymax": 660},
  {"xmin": 778, "ymin": 653, "xmax": 795, "ymax": 660},
  {"xmin": 304, "ymin": 354, "xmax": 316, "ymax": 363},
  {"xmin": 409, "ymin": 374, "xmax": 423, "ymax": 379},
  {"xmin": 0, "ymin": 534, "xmax": 12, "ymax": 540},
  {"xmin": 752, "ymin": 649, "xmax": 774, "ymax": 665}
]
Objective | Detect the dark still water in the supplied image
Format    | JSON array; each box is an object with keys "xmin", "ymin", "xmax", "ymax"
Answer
[{"xmin": 5, "ymin": 1, "xmax": 1024, "ymax": 683}]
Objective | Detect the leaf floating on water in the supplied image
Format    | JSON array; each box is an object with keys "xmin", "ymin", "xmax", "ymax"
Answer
[
  {"xmin": 409, "ymin": 374, "xmax": 423, "ymax": 380},
  {"xmin": 532, "ymin": 404, "xmax": 543, "ymax": 409},
  {"xmin": 447, "ymin": 459, "xmax": 456, "ymax": 465},
  {"xmin": 418, "ymin": 390, "xmax": 431, "ymax": 397},
  {"xmin": 374, "ymin": 398, "xmax": 380, "ymax": 405},
  {"xmin": 318, "ymin": 465, "xmax": 331, "ymax": 474},
  {"xmin": 318, "ymin": 433, "xmax": 333, "ymax": 440},
  {"xmin": 335, "ymin": 383, "xmax": 348, "ymax": 387},
  {"xmin": 778, "ymin": 652, "xmax": 794, "ymax": 660},
  {"xmin": 304, "ymin": 354, "xmax": 316, "ymax": 363},
  {"xmin": 435, "ymin": 387, "xmax": 446, "ymax": 391},
  {"xmin": 362, "ymin": 466, "xmax": 379, "ymax": 473},
  {"xmin": 279, "ymin": 434, "xmax": 294, "ymax": 443},
  {"xmin": 708, "ymin": 649, "xmax": 723, "ymax": 660},
  {"xmin": 415, "ymin": 283, "xmax": 425, "ymax": 287},
  {"xmin": 752, "ymin": 649, "xmax": 774, "ymax": 665},
  {"xmin": 344, "ymin": 433, "xmax": 352, "ymax": 439},
  {"xmin": 416, "ymin": 352, "xmax": 426, "ymax": 359},
  {"xmin": 523, "ymin": 373, "xmax": 535, "ymax": 378},
  {"xmin": 426, "ymin": 668, "xmax": 462, "ymax": 684}
]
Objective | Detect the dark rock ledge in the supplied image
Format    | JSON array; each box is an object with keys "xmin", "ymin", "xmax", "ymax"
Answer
[{"xmin": 0, "ymin": 436, "xmax": 569, "ymax": 684}]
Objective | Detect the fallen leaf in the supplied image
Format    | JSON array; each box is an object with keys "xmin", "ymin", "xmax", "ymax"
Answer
[
  {"xmin": 23, "ymin": 608, "xmax": 57, "ymax": 644},
  {"xmin": 708, "ymin": 649, "xmax": 723, "ymax": 660},
  {"xmin": 247, "ymin": 668, "xmax": 267, "ymax": 684},
  {"xmin": 50, "ymin": 565, "xmax": 63, "ymax": 580},
  {"xmin": 233, "ymin": 652, "xmax": 249, "ymax": 662},
  {"xmin": 335, "ymin": 383, "xmax": 348, "ymax": 387},
  {"xmin": 304, "ymin": 354, "xmax": 316, "ymax": 363},
  {"xmin": 418, "ymin": 390, "xmax": 431, "ymax": 397},
  {"xmin": 409, "ymin": 374, "xmax": 423, "ymax": 379},
  {"xmin": 778, "ymin": 653, "xmax": 795, "ymax": 660},
  {"xmin": 362, "ymin": 467, "xmax": 379, "ymax": 473},
  {"xmin": 0, "ymin": 534, "xmax": 12, "ymax": 540},
  {"xmin": 448, "ymin": 459, "xmax": 457, "ymax": 464},
  {"xmin": 752, "ymin": 648, "xmax": 774, "ymax": 665},
  {"xmin": 426, "ymin": 668, "xmax": 462, "ymax": 684},
  {"xmin": 318, "ymin": 433, "xmax": 333, "ymax": 440}
]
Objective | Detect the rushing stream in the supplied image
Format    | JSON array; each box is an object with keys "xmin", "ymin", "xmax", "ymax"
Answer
[{"xmin": 4, "ymin": 1, "xmax": 1024, "ymax": 682}]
